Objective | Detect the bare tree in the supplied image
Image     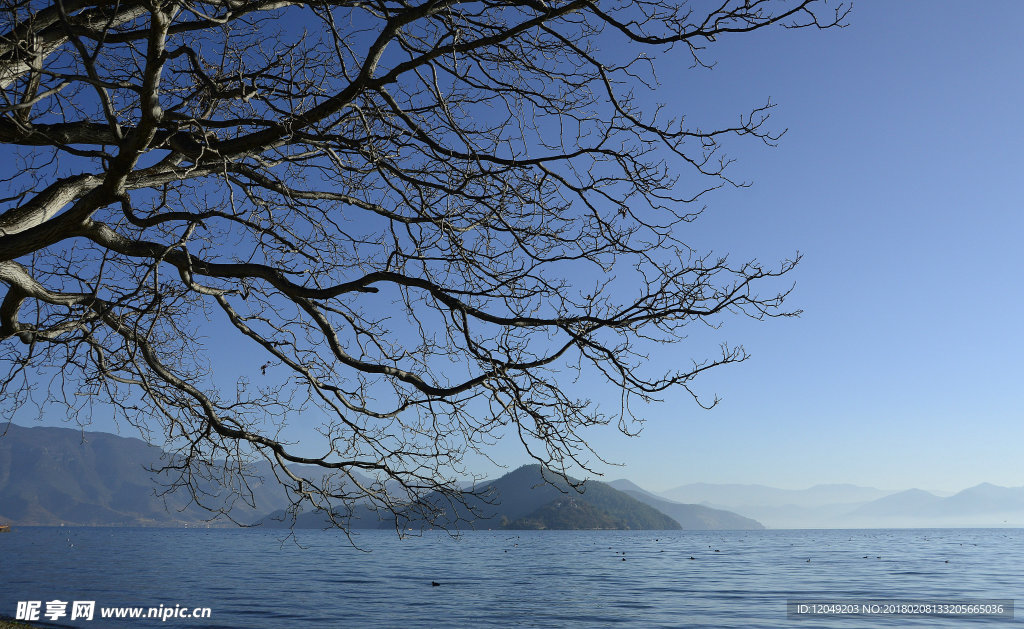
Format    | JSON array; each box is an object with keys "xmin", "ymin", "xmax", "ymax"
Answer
[{"xmin": 0, "ymin": 0, "xmax": 847, "ymax": 528}]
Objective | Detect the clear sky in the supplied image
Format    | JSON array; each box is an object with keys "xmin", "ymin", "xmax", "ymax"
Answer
[
  {"xmin": 13, "ymin": 1, "xmax": 1024, "ymax": 495},
  {"xmin": 465, "ymin": 0, "xmax": 1024, "ymax": 493}
]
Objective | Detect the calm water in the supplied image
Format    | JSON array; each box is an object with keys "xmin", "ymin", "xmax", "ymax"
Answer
[{"xmin": 1, "ymin": 527, "xmax": 1021, "ymax": 627}]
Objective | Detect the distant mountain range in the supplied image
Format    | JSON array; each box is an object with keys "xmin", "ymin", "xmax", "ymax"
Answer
[
  {"xmin": 660, "ymin": 482, "xmax": 894, "ymax": 508},
  {"xmin": 606, "ymin": 480, "xmax": 763, "ymax": 530},
  {"xmin": 656, "ymin": 481, "xmax": 1024, "ymax": 528},
  {"xmin": 845, "ymin": 483, "xmax": 1024, "ymax": 524},
  {"xmin": 4, "ymin": 422, "xmax": 1023, "ymax": 529},
  {"xmin": 0, "ymin": 424, "xmax": 759, "ymax": 530},
  {"xmin": 260, "ymin": 465, "xmax": 717, "ymax": 531}
]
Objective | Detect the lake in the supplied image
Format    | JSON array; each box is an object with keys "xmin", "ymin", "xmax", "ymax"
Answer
[{"xmin": 1, "ymin": 527, "xmax": 1021, "ymax": 627}]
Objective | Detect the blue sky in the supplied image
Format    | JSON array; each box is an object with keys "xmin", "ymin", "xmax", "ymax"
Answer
[
  {"xmin": 12, "ymin": 1, "xmax": 1023, "ymax": 495},
  {"xmin": 558, "ymin": 0, "xmax": 1024, "ymax": 493},
  {"xmin": 459, "ymin": 0, "xmax": 1024, "ymax": 492}
]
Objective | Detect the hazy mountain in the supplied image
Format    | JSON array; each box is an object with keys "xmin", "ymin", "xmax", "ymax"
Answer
[
  {"xmin": 653, "ymin": 482, "xmax": 904, "ymax": 528},
  {"xmin": 256, "ymin": 478, "xmax": 1024, "ymax": 530},
  {"xmin": 0, "ymin": 422, "xmax": 193, "ymax": 525},
  {"xmin": 849, "ymin": 489, "xmax": 944, "ymax": 517},
  {"xmin": 2, "ymin": 424, "xmax": 674, "ymax": 530},
  {"xmin": 607, "ymin": 480, "xmax": 764, "ymax": 530},
  {"xmin": 659, "ymin": 482, "xmax": 895, "ymax": 509},
  {"xmin": 605, "ymin": 479, "xmax": 648, "ymax": 494},
  {"xmin": 8, "ymin": 423, "xmax": 1023, "ymax": 529},
  {"xmin": 652, "ymin": 479, "xmax": 1024, "ymax": 528},
  {"xmin": 936, "ymin": 483, "xmax": 1024, "ymax": 515},
  {"xmin": 0, "ymin": 422, "xmax": 339, "ymax": 526},
  {"xmin": 844, "ymin": 484, "xmax": 1024, "ymax": 526}
]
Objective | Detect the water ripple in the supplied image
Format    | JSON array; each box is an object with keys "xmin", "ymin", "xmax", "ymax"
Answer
[{"xmin": 2, "ymin": 528, "xmax": 1022, "ymax": 627}]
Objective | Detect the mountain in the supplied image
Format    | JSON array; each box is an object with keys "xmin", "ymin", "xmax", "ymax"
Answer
[
  {"xmin": 936, "ymin": 483, "xmax": 1024, "ymax": 515},
  {"xmin": 265, "ymin": 465, "xmax": 682, "ymax": 530},
  {"xmin": 260, "ymin": 478, "xmax": 1024, "ymax": 530},
  {"xmin": 655, "ymin": 482, "xmax": 902, "ymax": 528},
  {"xmin": 0, "ymin": 422, "xmax": 192, "ymax": 525},
  {"xmin": 844, "ymin": 484, "xmax": 1024, "ymax": 526},
  {"xmin": 425, "ymin": 465, "xmax": 683, "ymax": 530},
  {"xmin": 1, "ymin": 424, "xmax": 674, "ymax": 530},
  {"xmin": 607, "ymin": 480, "xmax": 763, "ymax": 530},
  {"xmin": 9, "ymin": 422, "xmax": 1023, "ymax": 529},
  {"xmin": 653, "ymin": 479, "xmax": 1024, "ymax": 528},
  {"xmin": 659, "ymin": 482, "xmax": 895, "ymax": 509},
  {"xmin": 849, "ymin": 489, "xmax": 944, "ymax": 517},
  {"xmin": 0, "ymin": 422, "xmax": 324, "ymax": 526}
]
